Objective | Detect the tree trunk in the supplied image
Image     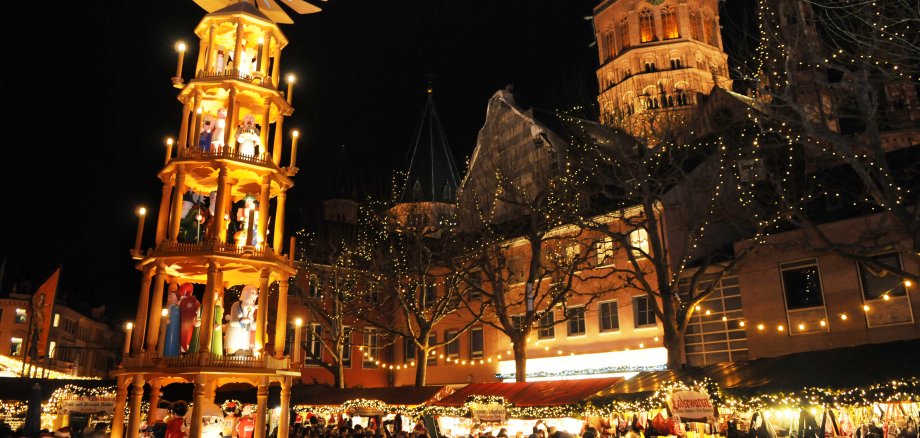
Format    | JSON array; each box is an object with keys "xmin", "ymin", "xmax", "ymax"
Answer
[
  {"xmin": 334, "ymin": 361, "xmax": 344, "ymax": 388},
  {"xmin": 513, "ymin": 339, "xmax": 528, "ymax": 382},
  {"xmin": 661, "ymin": 294, "xmax": 686, "ymax": 370},
  {"xmin": 415, "ymin": 348, "xmax": 428, "ymax": 386}
]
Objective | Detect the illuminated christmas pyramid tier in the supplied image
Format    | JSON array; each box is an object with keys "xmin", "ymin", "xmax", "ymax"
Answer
[{"xmin": 112, "ymin": 2, "xmax": 317, "ymax": 438}]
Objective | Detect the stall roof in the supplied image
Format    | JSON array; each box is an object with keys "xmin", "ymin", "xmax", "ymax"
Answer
[
  {"xmin": 292, "ymin": 385, "xmax": 453, "ymax": 407},
  {"xmin": 592, "ymin": 338, "xmax": 920, "ymax": 401},
  {"xmin": 434, "ymin": 377, "xmax": 624, "ymax": 407},
  {"xmin": 0, "ymin": 378, "xmax": 116, "ymax": 402}
]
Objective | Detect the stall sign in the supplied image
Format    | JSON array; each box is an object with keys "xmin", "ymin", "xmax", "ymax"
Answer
[
  {"xmin": 666, "ymin": 390, "xmax": 714, "ymax": 420},
  {"xmin": 469, "ymin": 403, "xmax": 506, "ymax": 423},
  {"xmin": 61, "ymin": 397, "xmax": 116, "ymax": 414}
]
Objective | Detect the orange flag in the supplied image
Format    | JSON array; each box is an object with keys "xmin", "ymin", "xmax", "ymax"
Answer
[{"xmin": 30, "ymin": 267, "xmax": 60, "ymax": 358}]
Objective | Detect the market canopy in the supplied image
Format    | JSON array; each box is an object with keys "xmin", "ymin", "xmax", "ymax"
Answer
[
  {"xmin": 592, "ymin": 338, "xmax": 920, "ymax": 402},
  {"xmin": 0, "ymin": 377, "xmax": 115, "ymax": 402},
  {"xmin": 434, "ymin": 377, "xmax": 625, "ymax": 407},
  {"xmin": 292, "ymin": 384, "xmax": 453, "ymax": 407}
]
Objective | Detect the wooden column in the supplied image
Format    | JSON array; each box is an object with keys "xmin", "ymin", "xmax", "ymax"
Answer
[
  {"xmin": 168, "ymin": 165, "xmax": 187, "ymax": 242},
  {"xmin": 205, "ymin": 24, "xmax": 216, "ymax": 72},
  {"xmin": 189, "ymin": 375, "xmax": 207, "ymax": 438},
  {"xmin": 254, "ymin": 378, "xmax": 269, "ymax": 438},
  {"xmin": 271, "ymin": 45, "xmax": 281, "ymax": 87},
  {"xmin": 225, "ymin": 89, "xmax": 239, "ymax": 149},
  {"xmin": 126, "ymin": 375, "xmax": 145, "ymax": 438},
  {"xmin": 274, "ymin": 278, "xmax": 289, "ymax": 358},
  {"xmin": 178, "ymin": 102, "xmax": 192, "ymax": 151},
  {"xmin": 255, "ymin": 269, "xmax": 270, "ymax": 354},
  {"xmin": 146, "ymin": 262, "xmax": 168, "ymax": 351},
  {"xmin": 131, "ymin": 266, "xmax": 155, "ymax": 354},
  {"xmin": 258, "ymin": 176, "xmax": 271, "ymax": 246},
  {"xmin": 147, "ymin": 380, "xmax": 163, "ymax": 423},
  {"xmin": 110, "ymin": 376, "xmax": 130, "ymax": 438},
  {"xmin": 199, "ymin": 260, "xmax": 218, "ymax": 358},
  {"xmin": 212, "ymin": 166, "xmax": 229, "ymax": 242},
  {"xmin": 260, "ymin": 103, "xmax": 272, "ymax": 157},
  {"xmin": 273, "ymin": 192, "xmax": 286, "ymax": 254},
  {"xmin": 187, "ymin": 93, "xmax": 201, "ymax": 150},
  {"xmin": 278, "ymin": 377, "xmax": 292, "ymax": 438},
  {"xmin": 155, "ymin": 178, "xmax": 174, "ymax": 245},
  {"xmin": 232, "ymin": 19, "xmax": 244, "ymax": 71},
  {"xmin": 272, "ymin": 115, "xmax": 285, "ymax": 165}
]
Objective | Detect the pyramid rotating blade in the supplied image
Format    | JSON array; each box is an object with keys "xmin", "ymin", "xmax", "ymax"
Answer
[
  {"xmin": 258, "ymin": 0, "xmax": 295, "ymax": 23},
  {"xmin": 280, "ymin": 0, "xmax": 322, "ymax": 14},
  {"xmin": 193, "ymin": 0, "xmax": 231, "ymax": 13}
]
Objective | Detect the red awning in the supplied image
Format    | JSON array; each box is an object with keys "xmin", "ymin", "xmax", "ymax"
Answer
[{"xmin": 433, "ymin": 377, "xmax": 624, "ymax": 407}]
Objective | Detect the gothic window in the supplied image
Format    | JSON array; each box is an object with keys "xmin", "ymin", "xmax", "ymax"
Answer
[
  {"xmin": 661, "ymin": 6, "xmax": 679, "ymax": 39},
  {"xmin": 670, "ymin": 58, "xmax": 682, "ymax": 69},
  {"xmin": 441, "ymin": 182, "xmax": 453, "ymax": 201},
  {"xmin": 619, "ymin": 17, "xmax": 630, "ymax": 50},
  {"xmin": 412, "ymin": 180, "xmax": 423, "ymax": 200},
  {"xmin": 703, "ymin": 15, "xmax": 715, "ymax": 46},
  {"xmin": 689, "ymin": 9, "xmax": 702, "ymax": 41},
  {"xmin": 644, "ymin": 62, "xmax": 656, "ymax": 73},
  {"xmin": 604, "ymin": 30, "xmax": 617, "ymax": 61},
  {"xmin": 640, "ymin": 9, "xmax": 656, "ymax": 43}
]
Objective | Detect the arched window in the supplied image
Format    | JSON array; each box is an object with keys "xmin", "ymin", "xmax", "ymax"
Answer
[
  {"xmin": 604, "ymin": 30, "xmax": 617, "ymax": 61},
  {"xmin": 619, "ymin": 17, "xmax": 630, "ymax": 50},
  {"xmin": 703, "ymin": 14, "xmax": 714, "ymax": 46},
  {"xmin": 661, "ymin": 6, "xmax": 679, "ymax": 39},
  {"xmin": 689, "ymin": 9, "xmax": 702, "ymax": 41},
  {"xmin": 639, "ymin": 9, "xmax": 656, "ymax": 43}
]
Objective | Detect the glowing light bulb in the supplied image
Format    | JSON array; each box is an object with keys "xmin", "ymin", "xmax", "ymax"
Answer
[
  {"xmin": 176, "ymin": 42, "xmax": 187, "ymax": 52},
  {"xmin": 883, "ymin": 294, "xmax": 890, "ymax": 301},
  {"xmin": 138, "ymin": 207, "xmax": 147, "ymax": 216},
  {"xmin": 819, "ymin": 320, "xmax": 826, "ymax": 327},
  {"xmin": 797, "ymin": 323, "xmax": 805, "ymax": 331},
  {"xmin": 739, "ymin": 321, "xmax": 746, "ymax": 327},
  {"xmin": 863, "ymin": 305, "xmax": 870, "ymax": 312},
  {"xmin": 721, "ymin": 316, "xmax": 727, "ymax": 321},
  {"xmin": 757, "ymin": 324, "xmax": 765, "ymax": 331},
  {"xmin": 295, "ymin": 318, "xmax": 303, "ymax": 327},
  {"xmin": 705, "ymin": 310, "xmax": 711, "ymax": 315},
  {"xmin": 904, "ymin": 280, "xmax": 912, "ymax": 287},
  {"xmin": 777, "ymin": 325, "xmax": 784, "ymax": 331},
  {"xmin": 841, "ymin": 313, "xmax": 848, "ymax": 321}
]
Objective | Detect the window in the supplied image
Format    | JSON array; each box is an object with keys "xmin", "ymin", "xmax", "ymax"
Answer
[
  {"xmin": 427, "ymin": 333, "xmax": 437, "ymax": 366},
  {"xmin": 690, "ymin": 9, "xmax": 702, "ymax": 41},
  {"xmin": 644, "ymin": 62, "xmax": 657, "ymax": 73},
  {"xmin": 15, "ymin": 308, "xmax": 27, "ymax": 324},
  {"xmin": 10, "ymin": 338, "xmax": 23, "ymax": 356},
  {"xmin": 538, "ymin": 311, "xmax": 555, "ymax": 339},
  {"xmin": 49, "ymin": 341, "xmax": 57, "ymax": 359},
  {"xmin": 634, "ymin": 296, "xmax": 657, "ymax": 327},
  {"xmin": 599, "ymin": 301, "xmax": 620, "ymax": 332},
  {"xmin": 53, "ymin": 313, "xmax": 60, "ymax": 328},
  {"xmin": 596, "ymin": 237, "xmax": 614, "ymax": 266},
  {"xmin": 404, "ymin": 336, "xmax": 417, "ymax": 364},
  {"xmin": 468, "ymin": 270, "xmax": 482, "ymax": 299},
  {"xmin": 670, "ymin": 58, "xmax": 682, "ymax": 69},
  {"xmin": 342, "ymin": 327, "xmax": 352, "ymax": 368},
  {"xmin": 629, "ymin": 228, "xmax": 650, "ymax": 258},
  {"xmin": 511, "ymin": 315, "xmax": 525, "ymax": 333},
  {"xmin": 306, "ymin": 324, "xmax": 323, "ymax": 366},
  {"xmin": 423, "ymin": 283, "xmax": 436, "ymax": 308},
  {"xmin": 565, "ymin": 243, "xmax": 581, "ymax": 264},
  {"xmin": 619, "ymin": 18, "xmax": 630, "ymax": 50},
  {"xmin": 362, "ymin": 330, "xmax": 380, "ymax": 369},
  {"xmin": 858, "ymin": 253, "xmax": 907, "ymax": 300},
  {"xmin": 470, "ymin": 327, "xmax": 484, "ymax": 359},
  {"xmin": 703, "ymin": 15, "xmax": 714, "ymax": 46},
  {"xmin": 661, "ymin": 6, "xmax": 679, "ymax": 39},
  {"xmin": 639, "ymin": 9, "xmax": 656, "ymax": 42},
  {"xmin": 308, "ymin": 277, "xmax": 322, "ymax": 299},
  {"xmin": 780, "ymin": 259, "xmax": 824, "ymax": 310},
  {"xmin": 567, "ymin": 307, "xmax": 586, "ymax": 336},
  {"xmin": 445, "ymin": 330, "xmax": 460, "ymax": 359}
]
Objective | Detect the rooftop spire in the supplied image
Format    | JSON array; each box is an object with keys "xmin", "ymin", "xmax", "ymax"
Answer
[{"xmin": 399, "ymin": 80, "xmax": 460, "ymax": 204}]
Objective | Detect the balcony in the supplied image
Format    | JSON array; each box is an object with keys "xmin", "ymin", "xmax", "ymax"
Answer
[
  {"xmin": 176, "ymin": 144, "xmax": 276, "ymax": 169},
  {"xmin": 121, "ymin": 351, "xmax": 291, "ymax": 373},
  {"xmin": 193, "ymin": 68, "xmax": 277, "ymax": 91},
  {"xmin": 152, "ymin": 240, "xmax": 290, "ymax": 266}
]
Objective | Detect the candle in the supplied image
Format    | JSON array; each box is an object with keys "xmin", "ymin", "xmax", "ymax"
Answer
[
  {"xmin": 157, "ymin": 309, "xmax": 168, "ymax": 356},
  {"xmin": 134, "ymin": 207, "xmax": 147, "ymax": 251},
  {"xmin": 175, "ymin": 42, "xmax": 187, "ymax": 79},
  {"xmin": 286, "ymin": 74, "xmax": 295, "ymax": 104},
  {"xmin": 290, "ymin": 130, "xmax": 299, "ymax": 168},
  {"xmin": 289, "ymin": 236, "xmax": 296, "ymax": 263},
  {"xmin": 165, "ymin": 137, "xmax": 174, "ymax": 164},
  {"xmin": 293, "ymin": 318, "xmax": 303, "ymax": 363},
  {"xmin": 124, "ymin": 322, "xmax": 134, "ymax": 356}
]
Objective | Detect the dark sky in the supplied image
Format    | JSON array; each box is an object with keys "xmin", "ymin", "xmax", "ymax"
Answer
[{"xmin": 1, "ymin": 0, "xmax": 754, "ymax": 324}]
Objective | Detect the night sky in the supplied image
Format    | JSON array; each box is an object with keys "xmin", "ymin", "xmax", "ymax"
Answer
[{"xmin": 1, "ymin": 0, "xmax": 755, "ymax": 324}]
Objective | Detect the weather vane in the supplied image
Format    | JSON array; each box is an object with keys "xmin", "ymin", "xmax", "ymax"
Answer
[{"xmin": 192, "ymin": 0, "xmax": 326, "ymax": 24}]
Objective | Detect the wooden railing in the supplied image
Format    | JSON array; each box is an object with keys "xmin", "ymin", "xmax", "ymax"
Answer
[
  {"xmin": 123, "ymin": 351, "xmax": 290, "ymax": 370},
  {"xmin": 194, "ymin": 69, "xmax": 277, "ymax": 90},
  {"xmin": 153, "ymin": 240, "xmax": 290, "ymax": 265},
  {"xmin": 179, "ymin": 145, "xmax": 274, "ymax": 167}
]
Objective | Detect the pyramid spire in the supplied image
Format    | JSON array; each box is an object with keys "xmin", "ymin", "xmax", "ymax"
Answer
[{"xmin": 399, "ymin": 81, "xmax": 461, "ymax": 204}]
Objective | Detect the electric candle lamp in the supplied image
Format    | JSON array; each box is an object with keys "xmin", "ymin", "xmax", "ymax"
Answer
[
  {"xmin": 123, "ymin": 322, "xmax": 134, "ymax": 356},
  {"xmin": 293, "ymin": 318, "xmax": 303, "ymax": 363},
  {"xmin": 174, "ymin": 42, "xmax": 187, "ymax": 83},
  {"xmin": 290, "ymin": 130, "xmax": 300, "ymax": 168},
  {"xmin": 157, "ymin": 308, "xmax": 169, "ymax": 356},
  {"xmin": 134, "ymin": 207, "xmax": 147, "ymax": 251},
  {"xmin": 286, "ymin": 74, "xmax": 296, "ymax": 104},
  {"xmin": 165, "ymin": 137, "xmax": 174, "ymax": 164},
  {"xmin": 906, "ymin": 280, "xmax": 913, "ymax": 287}
]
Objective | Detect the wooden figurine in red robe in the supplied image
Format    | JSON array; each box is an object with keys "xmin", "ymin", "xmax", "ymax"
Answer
[{"xmin": 178, "ymin": 283, "xmax": 200, "ymax": 353}]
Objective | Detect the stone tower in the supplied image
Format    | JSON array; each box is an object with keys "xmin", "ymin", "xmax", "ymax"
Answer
[
  {"xmin": 593, "ymin": 0, "xmax": 732, "ymax": 139},
  {"xmin": 112, "ymin": 1, "xmax": 319, "ymax": 437}
]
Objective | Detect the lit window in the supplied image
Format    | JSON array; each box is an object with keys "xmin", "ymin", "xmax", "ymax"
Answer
[
  {"xmin": 599, "ymin": 301, "xmax": 620, "ymax": 332},
  {"xmin": 634, "ymin": 296, "xmax": 657, "ymax": 328},
  {"xmin": 10, "ymin": 338, "xmax": 23, "ymax": 356},
  {"xmin": 511, "ymin": 315, "xmax": 525, "ymax": 332},
  {"xmin": 566, "ymin": 307, "xmax": 586, "ymax": 336},
  {"xmin": 596, "ymin": 237, "xmax": 615, "ymax": 266},
  {"xmin": 362, "ymin": 330, "xmax": 380, "ymax": 369},
  {"xmin": 565, "ymin": 243, "xmax": 581, "ymax": 264},
  {"xmin": 780, "ymin": 259, "xmax": 824, "ymax": 310},
  {"xmin": 629, "ymin": 228, "xmax": 650, "ymax": 258},
  {"xmin": 538, "ymin": 311, "xmax": 555, "ymax": 339},
  {"xmin": 470, "ymin": 327, "xmax": 484, "ymax": 359},
  {"xmin": 445, "ymin": 330, "xmax": 460, "ymax": 359},
  {"xmin": 858, "ymin": 253, "xmax": 907, "ymax": 300},
  {"xmin": 661, "ymin": 6, "xmax": 679, "ymax": 39},
  {"xmin": 15, "ymin": 309, "xmax": 27, "ymax": 324},
  {"xmin": 639, "ymin": 9, "xmax": 656, "ymax": 42},
  {"xmin": 49, "ymin": 341, "xmax": 57, "ymax": 359},
  {"xmin": 308, "ymin": 276, "xmax": 323, "ymax": 299}
]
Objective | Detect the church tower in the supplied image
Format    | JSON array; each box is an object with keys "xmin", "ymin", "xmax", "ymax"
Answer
[
  {"xmin": 112, "ymin": 1, "xmax": 320, "ymax": 437},
  {"xmin": 593, "ymin": 0, "xmax": 732, "ymax": 139}
]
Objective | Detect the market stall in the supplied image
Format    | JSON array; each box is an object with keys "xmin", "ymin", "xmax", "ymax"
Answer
[
  {"xmin": 0, "ymin": 378, "xmax": 117, "ymax": 434},
  {"xmin": 291, "ymin": 385, "xmax": 453, "ymax": 433},
  {"xmin": 428, "ymin": 378, "xmax": 625, "ymax": 438}
]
